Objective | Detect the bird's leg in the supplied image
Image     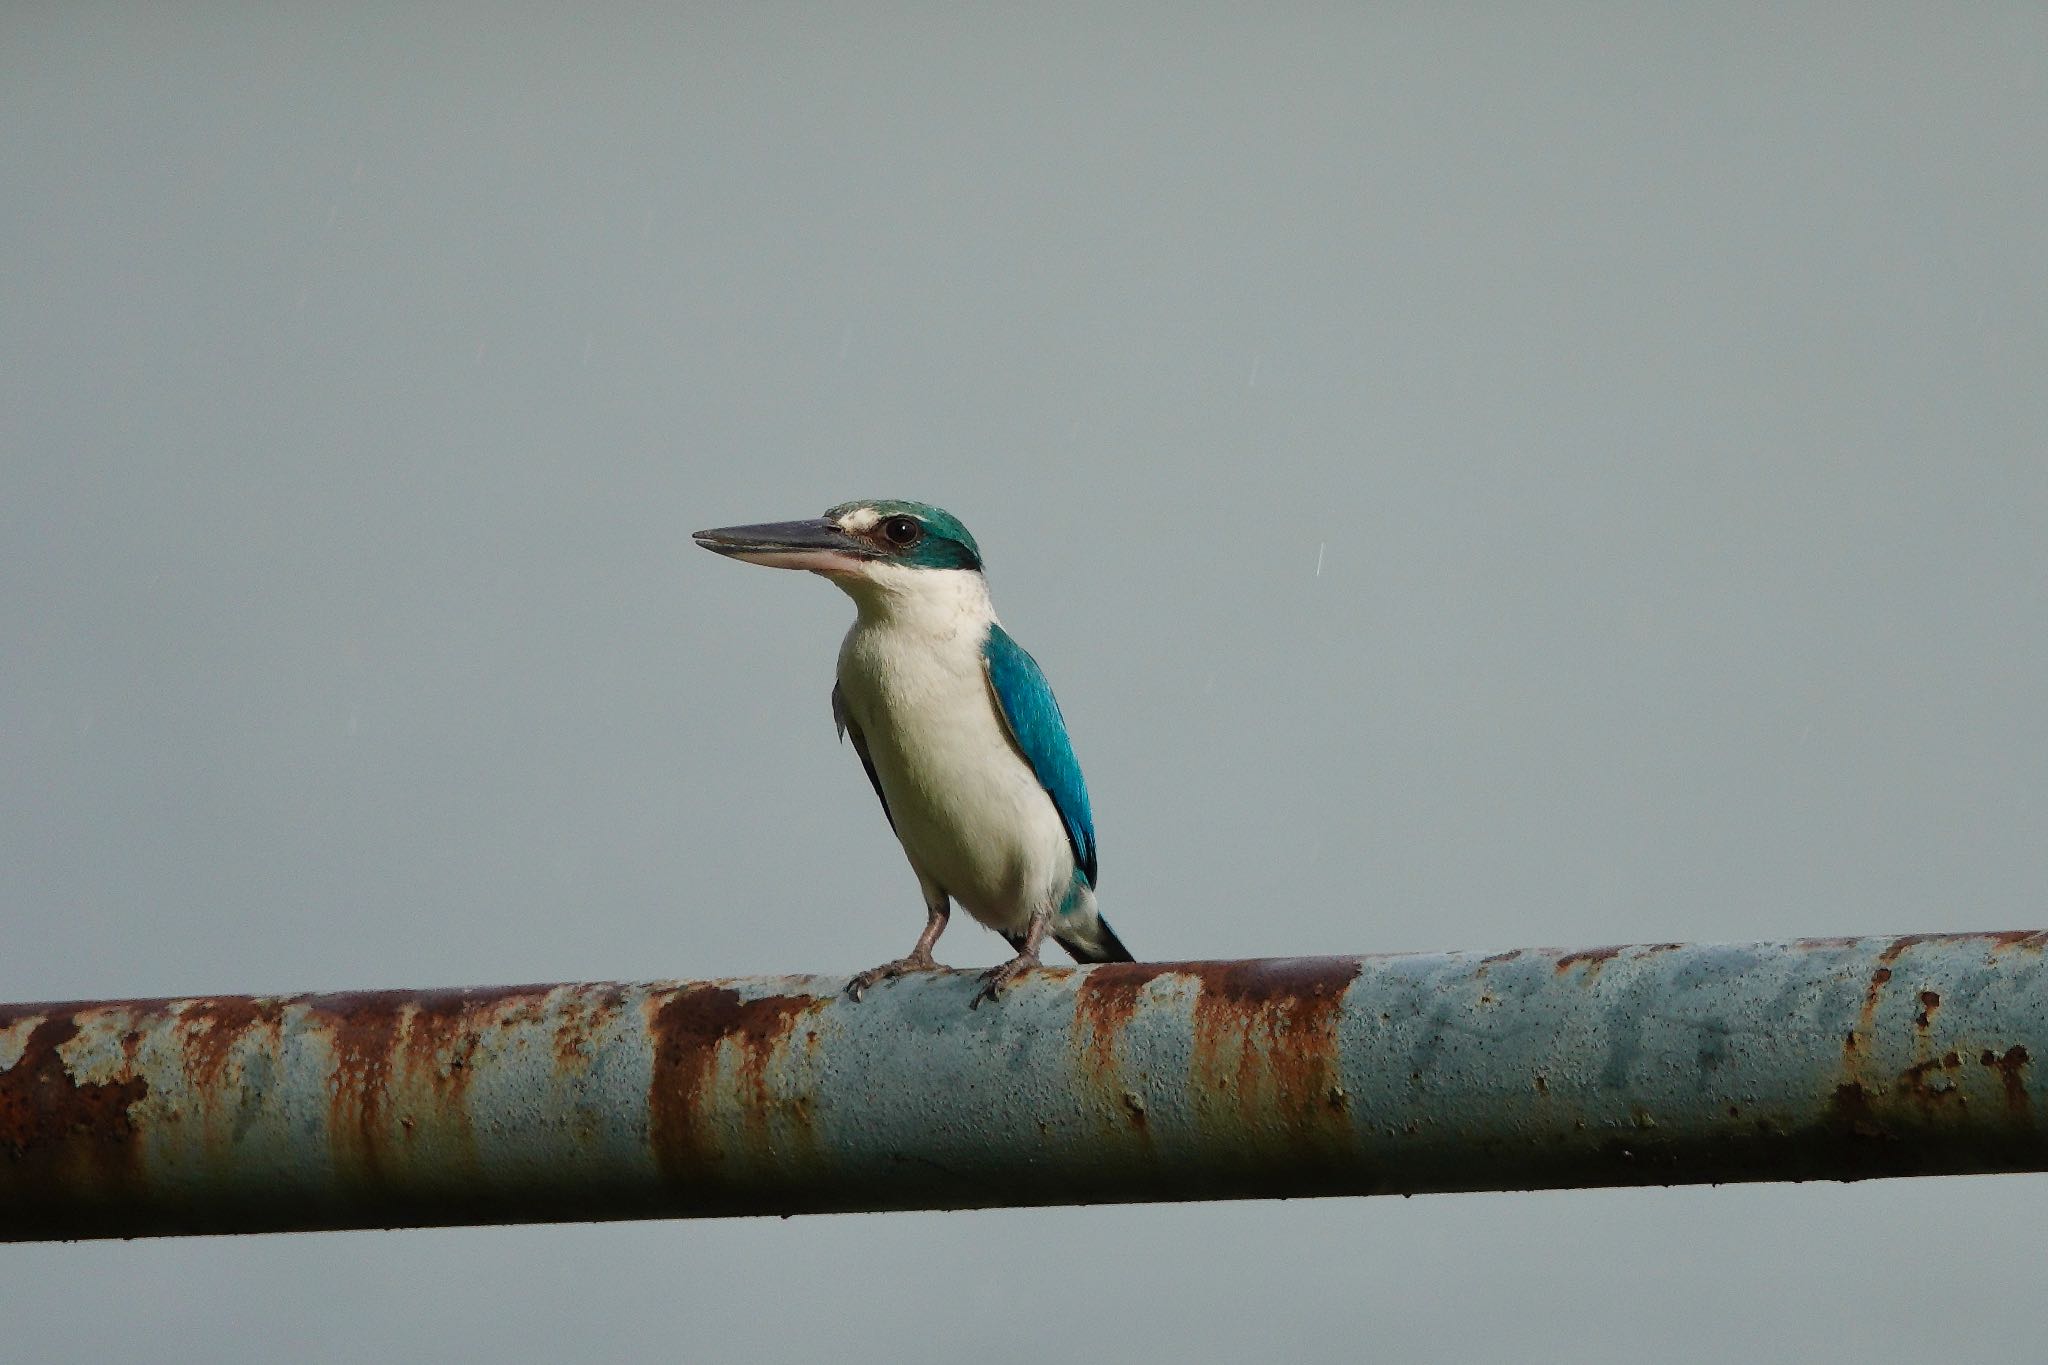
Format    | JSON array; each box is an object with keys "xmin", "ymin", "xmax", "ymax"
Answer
[
  {"xmin": 972, "ymin": 905, "xmax": 1052, "ymax": 1008},
  {"xmin": 847, "ymin": 897, "xmax": 951, "ymax": 1001}
]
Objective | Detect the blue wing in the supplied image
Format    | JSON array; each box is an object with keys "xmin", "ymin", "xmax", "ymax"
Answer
[{"xmin": 982, "ymin": 623, "xmax": 1097, "ymax": 887}]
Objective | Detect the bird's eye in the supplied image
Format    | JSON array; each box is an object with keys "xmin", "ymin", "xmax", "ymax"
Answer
[{"xmin": 881, "ymin": 515, "xmax": 923, "ymax": 548}]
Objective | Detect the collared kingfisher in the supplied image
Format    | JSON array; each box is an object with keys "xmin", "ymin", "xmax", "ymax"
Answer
[{"xmin": 694, "ymin": 500, "xmax": 1132, "ymax": 1005}]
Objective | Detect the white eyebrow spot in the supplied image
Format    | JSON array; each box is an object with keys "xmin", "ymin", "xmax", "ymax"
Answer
[{"xmin": 836, "ymin": 507, "xmax": 883, "ymax": 533}]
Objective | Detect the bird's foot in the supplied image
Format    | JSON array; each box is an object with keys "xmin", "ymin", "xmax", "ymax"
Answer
[
  {"xmin": 971, "ymin": 950, "xmax": 1041, "ymax": 1009},
  {"xmin": 847, "ymin": 952, "xmax": 944, "ymax": 1002}
]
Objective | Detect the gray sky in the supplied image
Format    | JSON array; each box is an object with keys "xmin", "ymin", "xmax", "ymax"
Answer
[{"xmin": 5, "ymin": 4, "xmax": 2046, "ymax": 1360}]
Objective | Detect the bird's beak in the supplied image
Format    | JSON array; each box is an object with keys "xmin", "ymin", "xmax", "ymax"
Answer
[{"xmin": 692, "ymin": 518, "xmax": 875, "ymax": 573}]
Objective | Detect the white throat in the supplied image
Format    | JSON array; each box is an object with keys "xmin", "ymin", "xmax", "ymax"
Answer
[{"xmin": 830, "ymin": 562, "xmax": 997, "ymax": 637}]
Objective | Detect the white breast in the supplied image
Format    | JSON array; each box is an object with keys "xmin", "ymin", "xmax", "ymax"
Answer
[{"xmin": 832, "ymin": 566, "xmax": 1074, "ymax": 935}]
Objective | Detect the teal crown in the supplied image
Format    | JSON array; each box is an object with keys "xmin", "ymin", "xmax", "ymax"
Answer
[{"xmin": 827, "ymin": 499, "xmax": 984, "ymax": 571}]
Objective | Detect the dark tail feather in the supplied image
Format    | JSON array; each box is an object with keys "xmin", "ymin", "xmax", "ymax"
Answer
[{"xmin": 1056, "ymin": 915, "xmax": 1135, "ymax": 964}]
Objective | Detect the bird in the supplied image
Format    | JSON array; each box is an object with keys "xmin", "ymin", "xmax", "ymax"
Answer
[{"xmin": 694, "ymin": 499, "xmax": 1132, "ymax": 1005}]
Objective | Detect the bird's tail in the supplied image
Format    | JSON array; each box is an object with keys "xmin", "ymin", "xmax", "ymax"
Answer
[{"xmin": 1055, "ymin": 913, "xmax": 1135, "ymax": 964}]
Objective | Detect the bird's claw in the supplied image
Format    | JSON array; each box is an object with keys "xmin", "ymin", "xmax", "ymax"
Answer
[
  {"xmin": 970, "ymin": 952, "xmax": 1041, "ymax": 1009},
  {"xmin": 846, "ymin": 953, "xmax": 941, "ymax": 1002}
]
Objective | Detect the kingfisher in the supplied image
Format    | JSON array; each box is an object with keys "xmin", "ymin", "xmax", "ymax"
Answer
[{"xmin": 694, "ymin": 499, "xmax": 1132, "ymax": 1005}]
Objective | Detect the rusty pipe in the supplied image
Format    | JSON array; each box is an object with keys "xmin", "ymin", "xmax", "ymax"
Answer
[{"xmin": 3, "ymin": 932, "xmax": 2045, "ymax": 1240}]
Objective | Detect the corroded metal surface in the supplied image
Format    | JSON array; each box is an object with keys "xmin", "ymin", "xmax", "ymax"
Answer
[{"xmin": 3, "ymin": 932, "xmax": 2046, "ymax": 1240}]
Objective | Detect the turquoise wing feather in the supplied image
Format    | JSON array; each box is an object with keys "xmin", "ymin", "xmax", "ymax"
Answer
[{"xmin": 982, "ymin": 624, "xmax": 1096, "ymax": 887}]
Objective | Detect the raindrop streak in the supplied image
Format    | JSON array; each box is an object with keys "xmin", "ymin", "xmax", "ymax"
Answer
[
  {"xmin": 1315, "ymin": 542, "xmax": 1326, "ymax": 577},
  {"xmin": 1247, "ymin": 353, "xmax": 1262, "ymax": 389}
]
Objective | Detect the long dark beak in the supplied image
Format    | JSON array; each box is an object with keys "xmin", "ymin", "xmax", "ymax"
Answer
[{"xmin": 692, "ymin": 518, "xmax": 874, "ymax": 572}]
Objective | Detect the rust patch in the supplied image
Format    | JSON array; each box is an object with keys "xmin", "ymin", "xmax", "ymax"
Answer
[
  {"xmin": 306, "ymin": 990, "xmax": 409, "ymax": 1179},
  {"xmin": 1896, "ymin": 1052, "xmax": 1966, "ymax": 1111},
  {"xmin": 1838, "ymin": 931, "xmax": 2021, "ymax": 1080},
  {"xmin": 176, "ymin": 997, "xmax": 284, "ymax": 1093},
  {"xmin": 1878, "ymin": 934, "xmax": 1937, "ymax": 965},
  {"xmin": 403, "ymin": 990, "xmax": 488, "ymax": 1110},
  {"xmin": 1073, "ymin": 964, "xmax": 1183, "ymax": 1139},
  {"xmin": 1081, "ymin": 965, "xmax": 1220, "ymax": 1146},
  {"xmin": 1869, "ymin": 929, "xmax": 2048, "ymax": 962},
  {"xmin": 1843, "ymin": 957, "xmax": 1903, "ymax": 1092},
  {"xmin": 292, "ymin": 986, "xmax": 561, "ymax": 1178},
  {"xmin": 1853, "ymin": 966, "xmax": 1893, "ymax": 1046},
  {"xmin": 1187, "ymin": 958, "xmax": 1362, "ymax": 1160},
  {"xmin": 1554, "ymin": 945, "xmax": 1624, "ymax": 977},
  {"xmin": 1828, "ymin": 1081, "xmax": 1887, "ymax": 1140},
  {"xmin": 405, "ymin": 988, "xmax": 547, "ymax": 1095},
  {"xmin": 1914, "ymin": 990, "xmax": 1941, "ymax": 1031},
  {"xmin": 1981, "ymin": 1045, "xmax": 2033, "ymax": 1119},
  {"xmin": 0, "ymin": 1014, "xmax": 149, "ymax": 1201},
  {"xmin": 648, "ymin": 985, "xmax": 823, "ymax": 1181},
  {"xmin": 1986, "ymin": 930, "xmax": 2048, "ymax": 955},
  {"xmin": 552, "ymin": 984, "xmax": 629, "ymax": 1073},
  {"xmin": 1073, "ymin": 962, "xmax": 1179, "ymax": 1079},
  {"xmin": 300, "ymin": 984, "xmax": 558, "ymax": 1172},
  {"xmin": 1192, "ymin": 958, "xmax": 1361, "ymax": 1015}
]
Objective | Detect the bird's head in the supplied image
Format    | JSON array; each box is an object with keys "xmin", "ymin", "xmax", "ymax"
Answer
[
  {"xmin": 694, "ymin": 500, "xmax": 984, "ymax": 579},
  {"xmin": 695, "ymin": 501, "xmax": 990, "ymax": 619}
]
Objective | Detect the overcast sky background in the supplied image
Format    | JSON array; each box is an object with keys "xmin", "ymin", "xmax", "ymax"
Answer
[{"xmin": 5, "ymin": 4, "xmax": 2046, "ymax": 1360}]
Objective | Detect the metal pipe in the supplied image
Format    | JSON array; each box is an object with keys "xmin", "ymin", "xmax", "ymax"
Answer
[{"xmin": 3, "ymin": 932, "xmax": 2045, "ymax": 1241}]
